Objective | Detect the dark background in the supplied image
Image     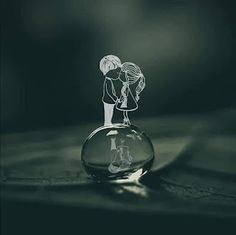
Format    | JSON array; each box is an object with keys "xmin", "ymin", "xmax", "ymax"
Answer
[
  {"xmin": 1, "ymin": 0, "xmax": 236, "ymax": 131},
  {"xmin": 1, "ymin": 1, "xmax": 236, "ymax": 234}
]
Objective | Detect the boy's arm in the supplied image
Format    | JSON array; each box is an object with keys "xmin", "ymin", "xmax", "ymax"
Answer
[{"xmin": 106, "ymin": 82, "xmax": 117, "ymax": 102}]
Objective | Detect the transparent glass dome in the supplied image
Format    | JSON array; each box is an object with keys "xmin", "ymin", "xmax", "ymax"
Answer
[{"xmin": 81, "ymin": 124, "xmax": 155, "ymax": 181}]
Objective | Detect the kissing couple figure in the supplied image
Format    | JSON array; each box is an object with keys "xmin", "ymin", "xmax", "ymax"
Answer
[{"xmin": 99, "ymin": 55, "xmax": 146, "ymax": 126}]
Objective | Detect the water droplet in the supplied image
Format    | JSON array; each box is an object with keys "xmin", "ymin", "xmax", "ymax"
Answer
[{"xmin": 81, "ymin": 124, "xmax": 155, "ymax": 181}]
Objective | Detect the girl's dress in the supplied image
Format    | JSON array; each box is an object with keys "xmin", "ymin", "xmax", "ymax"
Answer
[{"xmin": 116, "ymin": 82, "xmax": 138, "ymax": 111}]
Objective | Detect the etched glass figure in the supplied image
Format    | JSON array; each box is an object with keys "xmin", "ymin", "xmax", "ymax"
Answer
[
  {"xmin": 116, "ymin": 62, "xmax": 145, "ymax": 125},
  {"xmin": 81, "ymin": 55, "xmax": 155, "ymax": 181},
  {"xmin": 100, "ymin": 55, "xmax": 121, "ymax": 126}
]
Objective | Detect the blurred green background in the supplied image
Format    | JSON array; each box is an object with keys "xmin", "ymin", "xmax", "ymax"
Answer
[{"xmin": 1, "ymin": 0, "xmax": 235, "ymax": 132}]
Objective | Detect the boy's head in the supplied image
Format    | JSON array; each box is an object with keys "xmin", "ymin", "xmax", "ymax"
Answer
[{"xmin": 99, "ymin": 55, "xmax": 121, "ymax": 76}]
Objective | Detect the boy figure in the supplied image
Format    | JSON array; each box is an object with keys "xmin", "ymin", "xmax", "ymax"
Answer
[{"xmin": 99, "ymin": 55, "xmax": 122, "ymax": 125}]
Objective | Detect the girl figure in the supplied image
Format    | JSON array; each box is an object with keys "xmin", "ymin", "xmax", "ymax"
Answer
[{"xmin": 116, "ymin": 62, "xmax": 146, "ymax": 125}]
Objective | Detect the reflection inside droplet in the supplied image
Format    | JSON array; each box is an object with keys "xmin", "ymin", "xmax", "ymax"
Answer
[{"xmin": 81, "ymin": 124, "xmax": 155, "ymax": 181}]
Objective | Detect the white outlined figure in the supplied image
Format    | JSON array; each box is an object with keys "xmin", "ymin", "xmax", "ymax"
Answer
[
  {"xmin": 99, "ymin": 55, "xmax": 122, "ymax": 126},
  {"xmin": 116, "ymin": 62, "xmax": 146, "ymax": 125},
  {"xmin": 108, "ymin": 138, "xmax": 133, "ymax": 174},
  {"xmin": 99, "ymin": 57, "xmax": 145, "ymax": 173}
]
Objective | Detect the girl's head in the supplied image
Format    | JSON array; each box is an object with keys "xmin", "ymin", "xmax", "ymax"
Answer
[
  {"xmin": 121, "ymin": 62, "xmax": 146, "ymax": 100},
  {"xmin": 99, "ymin": 55, "xmax": 121, "ymax": 76},
  {"xmin": 120, "ymin": 62, "xmax": 143, "ymax": 84}
]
